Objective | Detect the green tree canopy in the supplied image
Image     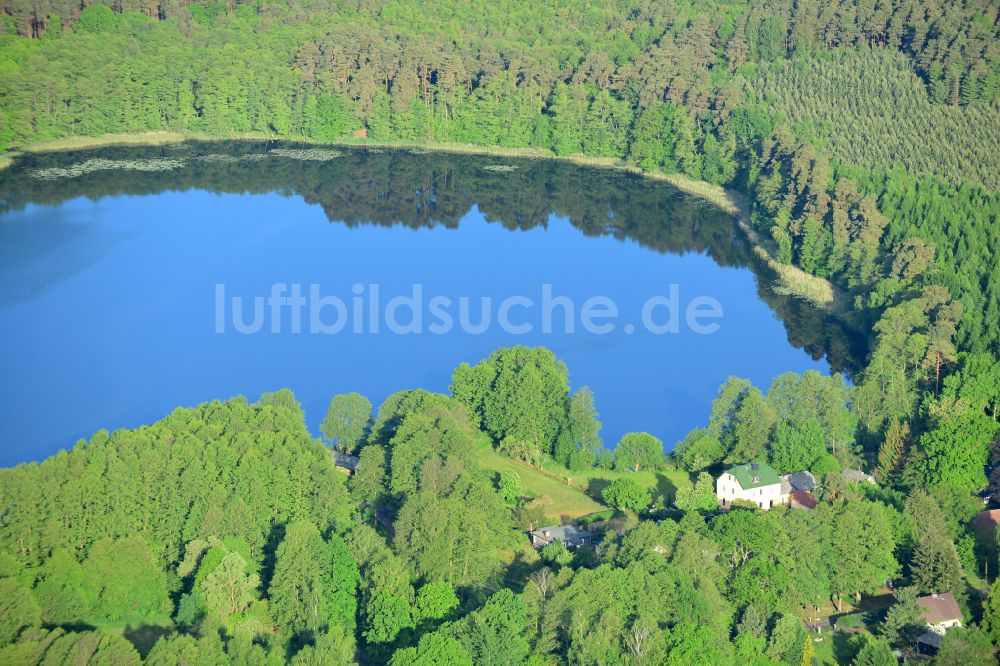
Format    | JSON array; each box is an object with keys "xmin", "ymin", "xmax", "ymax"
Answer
[
  {"xmin": 602, "ymin": 478, "xmax": 651, "ymax": 512},
  {"xmin": 614, "ymin": 432, "xmax": 664, "ymax": 472},
  {"xmin": 451, "ymin": 347, "xmax": 569, "ymax": 460},
  {"xmin": 321, "ymin": 392, "xmax": 373, "ymax": 453}
]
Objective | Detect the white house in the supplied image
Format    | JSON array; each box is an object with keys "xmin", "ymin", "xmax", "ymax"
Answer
[
  {"xmin": 915, "ymin": 592, "xmax": 962, "ymax": 655},
  {"xmin": 528, "ymin": 525, "xmax": 593, "ymax": 550},
  {"xmin": 916, "ymin": 592, "xmax": 962, "ymax": 633},
  {"xmin": 716, "ymin": 462, "xmax": 788, "ymax": 510}
]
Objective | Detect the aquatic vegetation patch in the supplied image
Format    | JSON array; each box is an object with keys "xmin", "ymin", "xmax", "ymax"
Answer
[
  {"xmin": 196, "ymin": 153, "xmax": 269, "ymax": 163},
  {"xmin": 31, "ymin": 157, "xmax": 187, "ymax": 180},
  {"xmin": 269, "ymin": 148, "xmax": 343, "ymax": 161}
]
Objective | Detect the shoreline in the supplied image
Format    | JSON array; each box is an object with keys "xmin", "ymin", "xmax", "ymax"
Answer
[{"xmin": 3, "ymin": 130, "xmax": 846, "ymax": 313}]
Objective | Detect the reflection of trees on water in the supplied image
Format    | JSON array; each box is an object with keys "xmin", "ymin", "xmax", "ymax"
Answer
[{"xmin": 0, "ymin": 141, "xmax": 868, "ymax": 374}]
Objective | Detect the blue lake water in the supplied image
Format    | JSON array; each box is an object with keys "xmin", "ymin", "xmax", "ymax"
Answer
[{"xmin": 0, "ymin": 143, "xmax": 864, "ymax": 466}]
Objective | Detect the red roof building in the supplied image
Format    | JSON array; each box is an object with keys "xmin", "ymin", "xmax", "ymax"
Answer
[{"xmin": 789, "ymin": 490, "xmax": 817, "ymax": 510}]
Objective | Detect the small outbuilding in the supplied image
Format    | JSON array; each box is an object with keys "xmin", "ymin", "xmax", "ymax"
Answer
[
  {"xmin": 916, "ymin": 630, "xmax": 942, "ymax": 656},
  {"xmin": 842, "ymin": 468, "xmax": 877, "ymax": 485},
  {"xmin": 332, "ymin": 450, "xmax": 359, "ymax": 474},
  {"xmin": 784, "ymin": 471, "xmax": 816, "ymax": 493},
  {"xmin": 789, "ymin": 490, "xmax": 817, "ymax": 510}
]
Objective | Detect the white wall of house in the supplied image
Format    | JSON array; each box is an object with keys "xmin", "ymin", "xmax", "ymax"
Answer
[
  {"xmin": 927, "ymin": 619, "xmax": 962, "ymax": 635},
  {"xmin": 716, "ymin": 472, "xmax": 785, "ymax": 510}
]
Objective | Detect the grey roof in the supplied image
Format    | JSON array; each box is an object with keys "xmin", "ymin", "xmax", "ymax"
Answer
[
  {"xmin": 529, "ymin": 525, "xmax": 591, "ymax": 546},
  {"xmin": 842, "ymin": 468, "xmax": 876, "ymax": 484},
  {"xmin": 780, "ymin": 471, "xmax": 816, "ymax": 494},
  {"xmin": 332, "ymin": 450, "xmax": 359, "ymax": 471},
  {"xmin": 917, "ymin": 630, "xmax": 942, "ymax": 648},
  {"xmin": 788, "ymin": 471, "xmax": 816, "ymax": 492}
]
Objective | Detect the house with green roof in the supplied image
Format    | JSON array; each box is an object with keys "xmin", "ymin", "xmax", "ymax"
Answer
[{"xmin": 716, "ymin": 462, "xmax": 787, "ymax": 510}]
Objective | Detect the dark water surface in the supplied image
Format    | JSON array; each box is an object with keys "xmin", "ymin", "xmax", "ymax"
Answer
[{"xmin": 0, "ymin": 142, "xmax": 864, "ymax": 465}]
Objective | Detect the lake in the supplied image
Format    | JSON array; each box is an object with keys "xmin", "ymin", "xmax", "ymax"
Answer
[{"xmin": 0, "ymin": 142, "xmax": 865, "ymax": 466}]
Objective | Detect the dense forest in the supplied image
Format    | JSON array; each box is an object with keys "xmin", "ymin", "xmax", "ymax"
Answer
[
  {"xmin": 1, "ymin": 0, "xmax": 999, "ymax": 663},
  {"xmin": 0, "ymin": 348, "xmax": 998, "ymax": 664}
]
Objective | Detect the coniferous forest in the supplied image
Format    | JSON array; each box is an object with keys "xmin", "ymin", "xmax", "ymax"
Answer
[{"xmin": 1, "ymin": 0, "xmax": 999, "ymax": 664}]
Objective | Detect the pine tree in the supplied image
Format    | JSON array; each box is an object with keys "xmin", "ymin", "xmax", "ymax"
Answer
[
  {"xmin": 800, "ymin": 634, "xmax": 814, "ymax": 666},
  {"xmin": 568, "ymin": 386, "xmax": 602, "ymax": 460},
  {"xmin": 875, "ymin": 420, "xmax": 909, "ymax": 482},
  {"xmin": 983, "ymin": 577, "xmax": 1000, "ymax": 645},
  {"xmin": 911, "ymin": 533, "xmax": 966, "ymax": 599},
  {"xmin": 879, "ymin": 587, "xmax": 924, "ymax": 647},
  {"xmin": 905, "ymin": 490, "xmax": 966, "ymax": 600}
]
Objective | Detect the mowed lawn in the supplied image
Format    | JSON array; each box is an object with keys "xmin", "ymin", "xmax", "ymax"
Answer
[
  {"xmin": 553, "ymin": 463, "xmax": 695, "ymax": 507},
  {"xmin": 476, "ymin": 444, "xmax": 607, "ymax": 521},
  {"xmin": 475, "ymin": 441, "xmax": 695, "ymax": 522}
]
